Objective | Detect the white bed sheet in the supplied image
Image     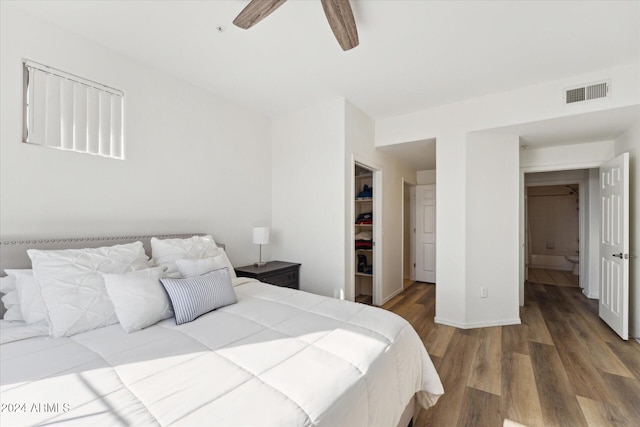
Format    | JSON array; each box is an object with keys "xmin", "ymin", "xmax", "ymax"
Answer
[
  {"xmin": 1, "ymin": 281, "xmax": 443, "ymax": 426},
  {"xmin": 0, "ymin": 320, "xmax": 48, "ymax": 344}
]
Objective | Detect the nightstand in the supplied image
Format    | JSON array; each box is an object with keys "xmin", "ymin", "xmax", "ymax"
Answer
[{"xmin": 234, "ymin": 261, "xmax": 301, "ymax": 289}]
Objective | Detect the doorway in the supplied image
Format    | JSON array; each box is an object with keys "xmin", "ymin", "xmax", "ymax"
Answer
[
  {"xmin": 523, "ymin": 170, "xmax": 590, "ymax": 301},
  {"xmin": 350, "ymin": 158, "xmax": 383, "ymax": 306},
  {"xmin": 415, "ymin": 184, "xmax": 436, "ymax": 283},
  {"xmin": 402, "ymin": 179, "xmax": 416, "ymax": 289},
  {"xmin": 525, "ymin": 183, "xmax": 581, "ymax": 288}
]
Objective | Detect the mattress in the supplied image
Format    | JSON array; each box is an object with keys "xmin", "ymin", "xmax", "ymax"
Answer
[{"xmin": 1, "ymin": 280, "xmax": 443, "ymax": 426}]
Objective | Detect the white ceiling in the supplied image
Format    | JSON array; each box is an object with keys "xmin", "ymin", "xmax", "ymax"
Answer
[
  {"xmin": 6, "ymin": 0, "xmax": 639, "ymax": 170},
  {"xmin": 378, "ymin": 138, "xmax": 436, "ymax": 171}
]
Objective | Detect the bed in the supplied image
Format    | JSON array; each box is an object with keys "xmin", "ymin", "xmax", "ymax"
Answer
[{"xmin": 0, "ymin": 234, "xmax": 443, "ymax": 427}]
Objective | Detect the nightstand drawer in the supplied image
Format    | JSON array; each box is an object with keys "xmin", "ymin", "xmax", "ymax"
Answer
[{"xmin": 261, "ymin": 270, "xmax": 298, "ymax": 288}]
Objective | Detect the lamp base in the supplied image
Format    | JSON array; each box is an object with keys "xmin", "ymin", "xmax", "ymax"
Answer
[{"xmin": 253, "ymin": 261, "xmax": 267, "ymax": 267}]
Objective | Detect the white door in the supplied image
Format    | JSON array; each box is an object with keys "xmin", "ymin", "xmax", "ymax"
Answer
[
  {"xmin": 416, "ymin": 184, "xmax": 436, "ymax": 283},
  {"xmin": 599, "ymin": 153, "xmax": 630, "ymax": 340}
]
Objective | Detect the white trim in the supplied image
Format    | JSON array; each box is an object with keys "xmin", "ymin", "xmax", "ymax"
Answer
[
  {"xmin": 24, "ymin": 59, "xmax": 123, "ymax": 96},
  {"xmin": 582, "ymin": 289, "xmax": 599, "ymax": 299},
  {"xmin": 435, "ymin": 316, "xmax": 521, "ymax": 329},
  {"xmin": 521, "ymin": 161, "xmax": 602, "ymax": 173}
]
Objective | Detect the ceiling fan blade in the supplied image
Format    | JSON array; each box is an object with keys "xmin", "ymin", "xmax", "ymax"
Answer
[
  {"xmin": 233, "ymin": 0, "xmax": 288, "ymax": 29},
  {"xmin": 320, "ymin": 0, "xmax": 359, "ymax": 51}
]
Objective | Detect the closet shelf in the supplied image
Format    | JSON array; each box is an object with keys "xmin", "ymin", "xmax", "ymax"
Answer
[
  {"xmin": 355, "ymin": 198, "xmax": 372, "ymax": 202},
  {"xmin": 355, "ymin": 272, "xmax": 373, "ymax": 277}
]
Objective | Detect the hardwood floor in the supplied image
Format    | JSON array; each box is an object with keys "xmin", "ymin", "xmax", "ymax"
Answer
[
  {"xmin": 382, "ymin": 282, "xmax": 640, "ymax": 427},
  {"xmin": 528, "ymin": 268, "xmax": 579, "ymax": 287}
]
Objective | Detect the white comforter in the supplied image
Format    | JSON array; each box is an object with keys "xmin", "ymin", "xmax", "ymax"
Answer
[{"xmin": 1, "ymin": 281, "xmax": 443, "ymax": 426}]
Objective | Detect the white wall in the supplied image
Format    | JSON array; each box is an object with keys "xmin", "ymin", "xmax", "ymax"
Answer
[
  {"xmin": 520, "ymin": 141, "xmax": 615, "ymax": 171},
  {"xmin": 417, "ymin": 169, "xmax": 436, "ymax": 184},
  {"xmin": 271, "ymin": 99, "xmax": 346, "ymax": 298},
  {"xmin": 270, "ymin": 99, "xmax": 417, "ymax": 303},
  {"xmin": 0, "ymin": 6, "xmax": 271, "ymax": 267},
  {"xmin": 464, "ymin": 134, "xmax": 520, "ymax": 327},
  {"xmin": 345, "ymin": 102, "xmax": 417, "ymax": 303},
  {"xmin": 613, "ymin": 123, "xmax": 640, "ymax": 338},
  {"xmin": 376, "ymin": 63, "xmax": 640, "ymax": 147},
  {"xmin": 376, "ymin": 63, "xmax": 639, "ymax": 329}
]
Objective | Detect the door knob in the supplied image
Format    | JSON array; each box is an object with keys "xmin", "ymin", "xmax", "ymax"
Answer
[{"xmin": 612, "ymin": 253, "xmax": 623, "ymax": 259}]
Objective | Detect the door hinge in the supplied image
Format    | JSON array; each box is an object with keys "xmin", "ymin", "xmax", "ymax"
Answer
[{"xmin": 413, "ymin": 263, "xmax": 416, "ymax": 267}]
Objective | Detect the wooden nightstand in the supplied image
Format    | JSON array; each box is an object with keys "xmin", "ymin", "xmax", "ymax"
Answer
[{"xmin": 234, "ymin": 261, "xmax": 301, "ymax": 289}]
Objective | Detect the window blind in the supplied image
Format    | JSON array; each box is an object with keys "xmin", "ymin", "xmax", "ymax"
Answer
[{"xmin": 23, "ymin": 60, "xmax": 124, "ymax": 159}]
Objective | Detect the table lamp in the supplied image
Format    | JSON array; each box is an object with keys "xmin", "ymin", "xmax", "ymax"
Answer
[{"xmin": 252, "ymin": 227, "xmax": 270, "ymax": 267}]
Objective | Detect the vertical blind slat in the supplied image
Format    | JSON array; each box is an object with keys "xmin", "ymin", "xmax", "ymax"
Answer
[
  {"xmin": 73, "ymin": 82, "xmax": 88, "ymax": 152},
  {"xmin": 32, "ymin": 70, "xmax": 47, "ymax": 145},
  {"xmin": 98, "ymin": 91, "xmax": 111, "ymax": 157},
  {"xmin": 110, "ymin": 95, "xmax": 123, "ymax": 159},
  {"xmin": 60, "ymin": 78, "xmax": 74, "ymax": 150},
  {"xmin": 87, "ymin": 87, "xmax": 100, "ymax": 155},
  {"xmin": 45, "ymin": 74, "xmax": 61, "ymax": 147}
]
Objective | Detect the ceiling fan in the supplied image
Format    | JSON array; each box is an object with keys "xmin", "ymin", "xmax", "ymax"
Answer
[{"xmin": 233, "ymin": 0, "xmax": 359, "ymax": 51}]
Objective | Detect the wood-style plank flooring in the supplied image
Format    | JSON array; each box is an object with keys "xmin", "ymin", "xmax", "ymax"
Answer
[
  {"xmin": 528, "ymin": 268, "xmax": 579, "ymax": 287},
  {"xmin": 382, "ymin": 282, "xmax": 640, "ymax": 427}
]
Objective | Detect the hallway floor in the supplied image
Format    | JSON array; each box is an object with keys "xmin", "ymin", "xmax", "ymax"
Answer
[{"xmin": 528, "ymin": 267, "xmax": 579, "ymax": 287}]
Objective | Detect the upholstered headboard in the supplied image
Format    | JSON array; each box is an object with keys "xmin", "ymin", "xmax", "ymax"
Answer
[{"xmin": 0, "ymin": 233, "xmax": 223, "ymax": 317}]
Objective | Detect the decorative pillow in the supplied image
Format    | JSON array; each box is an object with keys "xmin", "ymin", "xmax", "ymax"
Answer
[
  {"xmin": 103, "ymin": 267, "xmax": 173, "ymax": 333},
  {"xmin": 160, "ymin": 268, "xmax": 236, "ymax": 325},
  {"xmin": 151, "ymin": 235, "xmax": 219, "ymax": 278},
  {"xmin": 28, "ymin": 241, "xmax": 150, "ymax": 338},
  {"xmin": 1, "ymin": 291, "xmax": 23, "ymax": 322},
  {"xmin": 6, "ymin": 269, "xmax": 49, "ymax": 326}
]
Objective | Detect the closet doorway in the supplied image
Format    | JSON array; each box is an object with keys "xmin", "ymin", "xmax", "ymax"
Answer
[{"xmin": 351, "ymin": 159, "xmax": 382, "ymax": 306}]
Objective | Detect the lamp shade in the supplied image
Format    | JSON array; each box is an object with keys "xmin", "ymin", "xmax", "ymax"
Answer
[{"xmin": 252, "ymin": 227, "xmax": 270, "ymax": 245}]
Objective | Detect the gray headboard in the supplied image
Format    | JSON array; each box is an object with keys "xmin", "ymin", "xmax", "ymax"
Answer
[
  {"xmin": 0, "ymin": 233, "xmax": 219, "ymax": 272},
  {"xmin": 0, "ymin": 233, "xmax": 224, "ymax": 317}
]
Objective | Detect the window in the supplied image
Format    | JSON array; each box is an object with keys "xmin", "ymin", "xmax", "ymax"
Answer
[{"xmin": 23, "ymin": 60, "xmax": 124, "ymax": 159}]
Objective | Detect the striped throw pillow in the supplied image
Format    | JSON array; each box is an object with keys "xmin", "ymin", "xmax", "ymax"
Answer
[{"xmin": 160, "ymin": 268, "xmax": 237, "ymax": 325}]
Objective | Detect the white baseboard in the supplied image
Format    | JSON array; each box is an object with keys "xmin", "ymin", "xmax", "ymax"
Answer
[
  {"xmin": 582, "ymin": 288, "xmax": 599, "ymax": 299},
  {"xmin": 434, "ymin": 317, "xmax": 521, "ymax": 329},
  {"xmin": 381, "ymin": 286, "xmax": 404, "ymax": 305}
]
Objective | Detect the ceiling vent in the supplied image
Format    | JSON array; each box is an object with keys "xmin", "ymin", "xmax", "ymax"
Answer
[{"xmin": 565, "ymin": 80, "xmax": 610, "ymax": 104}]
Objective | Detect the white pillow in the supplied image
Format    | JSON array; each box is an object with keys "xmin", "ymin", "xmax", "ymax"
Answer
[
  {"xmin": 0, "ymin": 274, "xmax": 16, "ymax": 293},
  {"xmin": 103, "ymin": 267, "xmax": 173, "ymax": 333},
  {"xmin": 28, "ymin": 241, "xmax": 150, "ymax": 338},
  {"xmin": 176, "ymin": 248, "xmax": 236, "ymax": 279},
  {"xmin": 176, "ymin": 256, "xmax": 225, "ymax": 278},
  {"xmin": 6, "ymin": 269, "xmax": 49, "ymax": 326},
  {"xmin": 1, "ymin": 291, "xmax": 23, "ymax": 322},
  {"xmin": 151, "ymin": 235, "xmax": 219, "ymax": 278}
]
